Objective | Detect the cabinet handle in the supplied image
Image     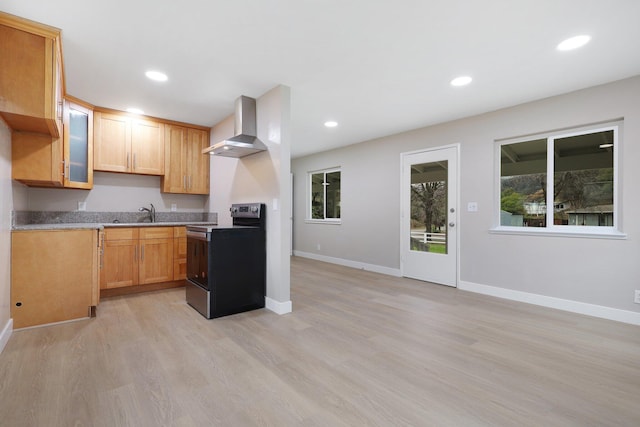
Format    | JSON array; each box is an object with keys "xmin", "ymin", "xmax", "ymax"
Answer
[
  {"xmin": 134, "ymin": 245, "xmax": 137, "ymax": 261},
  {"xmin": 127, "ymin": 153, "xmax": 130, "ymax": 169},
  {"xmin": 133, "ymin": 153, "xmax": 137, "ymax": 170},
  {"xmin": 188, "ymin": 175, "xmax": 192, "ymax": 189},
  {"xmin": 58, "ymin": 101, "xmax": 63, "ymax": 120},
  {"xmin": 183, "ymin": 175, "xmax": 187, "ymax": 190},
  {"xmin": 62, "ymin": 160, "xmax": 66, "ymax": 177},
  {"xmin": 141, "ymin": 245, "xmax": 144, "ymax": 261}
]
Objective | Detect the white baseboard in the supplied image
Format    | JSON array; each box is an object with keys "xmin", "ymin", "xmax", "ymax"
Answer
[
  {"xmin": 0, "ymin": 318, "xmax": 13, "ymax": 354},
  {"xmin": 265, "ymin": 297, "xmax": 292, "ymax": 315},
  {"xmin": 294, "ymin": 250, "xmax": 402, "ymax": 277},
  {"xmin": 459, "ymin": 280, "xmax": 640, "ymax": 326}
]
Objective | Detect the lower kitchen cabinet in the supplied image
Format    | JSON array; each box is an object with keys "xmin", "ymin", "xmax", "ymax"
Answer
[
  {"xmin": 100, "ymin": 228, "xmax": 138, "ymax": 289},
  {"xmin": 100, "ymin": 226, "xmax": 175, "ymax": 290},
  {"xmin": 11, "ymin": 229, "xmax": 99, "ymax": 329}
]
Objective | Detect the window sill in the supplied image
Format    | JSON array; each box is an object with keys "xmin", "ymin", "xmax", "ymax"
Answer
[
  {"xmin": 304, "ymin": 219, "xmax": 341, "ymax": 225},
  {"xmin": 489, "ymin": 226, "xmax": 627, "ymax": 240}
]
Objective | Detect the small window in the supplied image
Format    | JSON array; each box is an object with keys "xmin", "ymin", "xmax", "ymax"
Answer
[
  {"xmin": 497, "ymin": 123, "xmax": 621, "ymax": 237},
  {"xmin": 309, "ymin": 168, "xmax": 341, "ymax": 221}
]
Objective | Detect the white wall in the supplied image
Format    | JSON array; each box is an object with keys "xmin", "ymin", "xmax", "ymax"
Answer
[
  {"xmin": 292, "ymin": 76, "xmax": 640, "ymax": 320},
  {"xmin": 209, "ymin": 86, "xmax": 292, "ymax": 312},
  {"xmin": 0, "ymin": 119, "xmax": 28, "ymax": 352},
  {"xmin": 26, "ymin": 172, "xmax": 208, "ymax": 212}
]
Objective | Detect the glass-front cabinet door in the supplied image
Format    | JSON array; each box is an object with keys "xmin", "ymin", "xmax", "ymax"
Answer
[{"xmin": 63, "ymin": 99, "xmax": 93, "ymax": 189}]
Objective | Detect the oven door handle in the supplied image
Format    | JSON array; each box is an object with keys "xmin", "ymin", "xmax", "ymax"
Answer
[{"xmin": 187, "ymin": 230, "xmax": 210, "ymax": 241}]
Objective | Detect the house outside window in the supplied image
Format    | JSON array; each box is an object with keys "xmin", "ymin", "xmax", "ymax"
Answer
[
  {"xmin": 308, "ymin": 168, "xmax": 341, "ymax": 222},
  {"xmin": 496, "ymin": 122, "xmax": 622, "ymax": 237}
]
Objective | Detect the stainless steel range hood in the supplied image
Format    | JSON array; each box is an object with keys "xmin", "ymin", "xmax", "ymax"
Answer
[{"xmin": 203, "ymin": 96, "xmax": 267, "ymax": 158}]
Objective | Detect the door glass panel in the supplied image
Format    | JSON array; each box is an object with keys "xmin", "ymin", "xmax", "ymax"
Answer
[
  {"xmin": 69, "ymin": 109, "xmax": 89, "ymax": 182},
  {"xmin": 410, "ymin": 161, "xmax": 448, "ymax": 254}
]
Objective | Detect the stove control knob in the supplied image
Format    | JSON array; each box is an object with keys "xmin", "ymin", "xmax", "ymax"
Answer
[
  {"xmin": 230, "ymin": 207, "xmax": 238, "ymax": 214},
  {"xmin": 250, "ymin": 206, "xmax": 259, "ymax": 213}
]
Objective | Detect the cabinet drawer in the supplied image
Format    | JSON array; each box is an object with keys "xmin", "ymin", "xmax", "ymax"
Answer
[
  {"xmin": 139, "ymin": 227, "xmax": 173, "ymax": 240},
  {"xmin": 104, "ymin": 227, "xmax": 138, "ymax": 241}
]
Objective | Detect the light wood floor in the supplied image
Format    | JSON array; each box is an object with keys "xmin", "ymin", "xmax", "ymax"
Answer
[{"xmin": 1, "ymin": 257, "xmax": 639, "ymax": 426}]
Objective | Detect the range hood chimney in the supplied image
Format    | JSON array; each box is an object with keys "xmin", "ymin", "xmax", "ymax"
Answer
[{"xmin": 203, "ymin": 95, "xmax": 267, "ymax": 158}]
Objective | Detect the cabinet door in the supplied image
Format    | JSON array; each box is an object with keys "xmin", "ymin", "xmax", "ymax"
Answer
[
  {"xmin": 139, "ymin": 238, "xmax": 174, "ymax": 284},
  {"xmin": 101, "ymin": 239, "xmax": 138, "ymax": 289},
  {"xmin": 11, "ymin": 229, "xmax": 96, "ymax": 329},
  {"xmin": 63, "ymin": 100, "xmax": 93, "ymax": 189},
  {"xmin": 94, "ymin": 111, "xmax": 131, "ymax": 172},
  {"xmin": 187, "ymin": 128, "xmax": 210, "ymax": 194},
  {"xmin": 162, "ymin": 125, "xmax": 188, "ymax": 193},
  {"xmin": 131, "ymin": 119, "xmax": 164, "ymax": 175}
]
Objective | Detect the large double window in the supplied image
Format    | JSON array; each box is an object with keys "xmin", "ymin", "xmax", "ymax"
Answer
[
  {"xmin": 308, "ymin": 168, "xmax": 341, "ymax": 222},
  {"xmin": 497, "ymin": 123, "xmax": 621, "ymax": 236}
]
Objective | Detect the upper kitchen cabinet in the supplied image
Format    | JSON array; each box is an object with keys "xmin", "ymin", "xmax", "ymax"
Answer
[
  {"xmin": 94, "ymin": 109, "xmax": 165, "ymax": 175},
  {"xmin": 12, "ymin": 97, "xmax": 93, "ymax": 188},
  {"xmin": 0, "ymin": 12, "xmax": 64, "ymax": 137},
  {"xmin": 162, "ymin": 124, "xmax": 210, "ymax": 194}
]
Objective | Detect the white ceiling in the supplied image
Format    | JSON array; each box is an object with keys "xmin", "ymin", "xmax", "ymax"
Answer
[{"xmin": 3, "ymin": 1, "xmax": 640, "ymax": 158}]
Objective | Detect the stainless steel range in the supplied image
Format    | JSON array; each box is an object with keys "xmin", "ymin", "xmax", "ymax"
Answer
[{"xmin": 185, "ymin": 203, "xmax": 266, "ymax": 318}]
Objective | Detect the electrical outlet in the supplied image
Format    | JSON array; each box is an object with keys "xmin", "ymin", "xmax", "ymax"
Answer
[
  {"xmin": 171, "ymin": 203, "xmax": 177, "ymax": 212},
  {"xmin": 317, "ymin": 243, "xmax": 321, "ymax": 251},
  {"xmin": 77, "ymin": 201, "xmax": 86, "ymax": 211},
  {"xmin": 634, "ymin": 290, "xmax": 640, "ymax": 304}
]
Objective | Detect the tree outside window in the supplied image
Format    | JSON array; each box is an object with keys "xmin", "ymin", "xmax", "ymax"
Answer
[{"xmin": 310, "ymin": 169, "xmax": 340, "ymax": 221}]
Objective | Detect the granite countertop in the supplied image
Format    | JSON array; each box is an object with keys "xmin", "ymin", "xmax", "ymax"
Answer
[
  {"xmin": 12, "ymin": 221, "xmax": 219, "ymax": 231},
  {"xmin": 11, "ymin": 210, "xmax": 219, "ymax": 231}
]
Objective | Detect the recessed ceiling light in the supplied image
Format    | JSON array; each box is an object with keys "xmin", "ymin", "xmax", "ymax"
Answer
[
  {"xmin": 450, "ymin": 76, "xmax": 472, "ymax": 87},
  {"xmin": 145, "ymin": 70, "xmax": 168, "ymax": 82},
  {"xmin": 324, "ymin": 121, "xmax": 338, "ymax": 128},
  {"xmin": 557, "ymin": 35, "xmax": 591, "ymax": 51},
  {"xmin": 126, "ymin": 107, "xmax": 144, "ymax": 115}
]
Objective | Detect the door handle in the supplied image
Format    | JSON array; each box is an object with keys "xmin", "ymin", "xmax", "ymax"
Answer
[{"xmin": 449, "ymin": 222, "xmax": 455, "ymax": 227}]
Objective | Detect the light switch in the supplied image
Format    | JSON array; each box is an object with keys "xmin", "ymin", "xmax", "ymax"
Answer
[
  {"xmin": 467, "ymin": 202, "xmax": 478, "ymax": 212},
  {"xmin": 273, "ymin": 198, "xmax": 279, "ymax": 210},
  {"xmin": 171, "ymin": 203, "xmax": 177, "ymax": 212},
  {"xmin": 78, "ymin": 201, "xmax": 86, "ymax": 211}
]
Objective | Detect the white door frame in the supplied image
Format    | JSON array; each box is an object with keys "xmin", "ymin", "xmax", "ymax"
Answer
[{"xmin": 400, "ymin": 144, "xmax": 460, "ymax": 287}]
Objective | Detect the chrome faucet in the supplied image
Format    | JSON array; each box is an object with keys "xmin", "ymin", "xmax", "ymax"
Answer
[{"xmin": 139, "ymin": 203, "xmax": 156, "ymax": 223}]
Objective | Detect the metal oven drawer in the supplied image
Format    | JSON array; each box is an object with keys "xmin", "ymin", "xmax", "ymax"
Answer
[{"xmin": 186, "ymin": 280, "xmax": 211, "ymax": 319}]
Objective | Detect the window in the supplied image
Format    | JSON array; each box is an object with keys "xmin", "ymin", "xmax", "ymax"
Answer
[
  {"xmin": 309, "ymin": 168, "xmax": 341, "ymax": 221},
  {"xmin": 496, "ymin": 123, "xmax": 622, "ymax": 236}
]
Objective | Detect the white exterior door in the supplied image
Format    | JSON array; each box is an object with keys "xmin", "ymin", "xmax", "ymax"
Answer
[{"xmin": 401, "ymin": 146, "xmax": 458, "ymax": 286}]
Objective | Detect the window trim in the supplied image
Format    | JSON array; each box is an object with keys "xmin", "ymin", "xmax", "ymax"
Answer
[
  {"xmin": 492, "ymin": 121, "xmax": 625, "ymax": 239},
  {"xmin": 306, "ymin": 167, "xmax": 341, "ymax": 224}
]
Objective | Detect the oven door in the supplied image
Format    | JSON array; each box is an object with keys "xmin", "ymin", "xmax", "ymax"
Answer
[{"xmin": 186, "ymin": 230, "xmax": 210, "ymax": 290}]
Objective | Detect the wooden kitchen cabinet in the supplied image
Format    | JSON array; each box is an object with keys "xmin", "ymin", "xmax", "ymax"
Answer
[
  {"xmin": 11, "ymin": 97, "xmax": 93, "ymax": 188},
  {"xmin": 100, "ymin": 227, "xmax": 174, "ymax": 290},
  {"xmin": 101, "ymin": 228, "xmax": 139, "ymax": 289},
  {"xmin": 94, "ymin": 109, "xmax": 165, "ymax": 175},
  {"xmin": 162, "ymin": 124, "xmax": 210, "ymax": 194},
  {"xmin": 0, "ymin": 12, "xmax": 63, "ymax": 137},
  {"xmin": 138, "ymin": 227, "xmax": 174, "ymax": 284},
  {"xmin": 173, "ymin": 227, "xmax": 187, "ymax": 280},
  {"xmin": 11, "ymin": 131, "xmax": 63, "ymax": 187},
  {"xmin": 11, "ymin": 229, "xmax": 99, "ymax": 329}
]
